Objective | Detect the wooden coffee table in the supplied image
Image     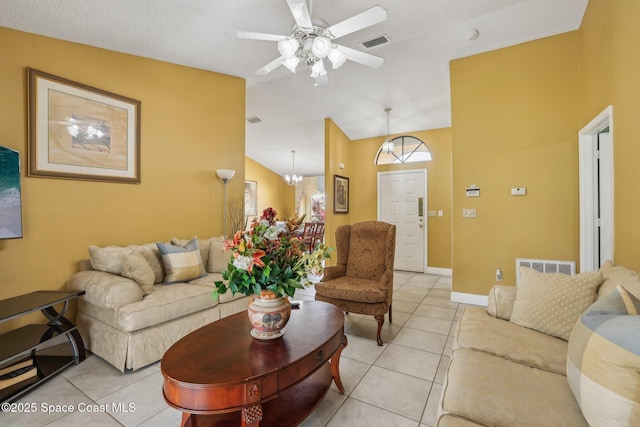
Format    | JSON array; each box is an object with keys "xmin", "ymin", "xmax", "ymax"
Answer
[{"xmin": 161, "ymin": 300, "xmax": 347, "ymax": 427}]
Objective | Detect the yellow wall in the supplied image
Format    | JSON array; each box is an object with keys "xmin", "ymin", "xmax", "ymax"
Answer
[
  {"xmin": 245, "ymin": 156, "xmax": 295, "ymax": 221},
  {"xmin": 0, "ymin": 27, "xmax": 246, "ymax": 311},
  {"xmin": 324, "ymin": 118, "xmax": 352, "ymax": 263},
  {"xmin": 450, "ymin": 32, "xmax": 580, "ymax": 295},
  {"xmin": 349, "ymin": 128, "xmax": 453, "ymax": 269},
  {"xmin": 580, "ymin": 0, "xmax": 640, "ymax": 270}
]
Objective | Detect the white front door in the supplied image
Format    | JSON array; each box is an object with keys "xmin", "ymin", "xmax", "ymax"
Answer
[{"xmin": 378, "ymin": 170, "xmax": 426, "ymax": 272}]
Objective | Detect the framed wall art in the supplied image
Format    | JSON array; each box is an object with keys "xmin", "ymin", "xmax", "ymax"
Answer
[
  {"xmin": 333, "ymin": 175, "xmax": 349, "ymax": 214},
  {"xmin": 244, "ymin": 180, "xmax": 258, "ymax": 217},
  {"xmin": 0, "ymin": 146, "xmax": 23, "ymax": 239},
  {"xmin": 27, "ymin": 68, "xmax": 141, "ymax": 183}
]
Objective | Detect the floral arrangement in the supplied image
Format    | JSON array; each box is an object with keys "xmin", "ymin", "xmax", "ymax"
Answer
[{"xmin": 212, "ymin": 207, "xmax": 332, "ymax": 300}]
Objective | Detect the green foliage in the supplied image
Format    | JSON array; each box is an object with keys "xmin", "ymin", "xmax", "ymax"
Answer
[{"xmin": 212, "ymin": 208, "xmax": 332, "ymax": 299}]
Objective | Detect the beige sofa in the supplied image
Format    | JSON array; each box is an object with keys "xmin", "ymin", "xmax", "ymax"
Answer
[
  {"xmin": 66, "ymin": 236, "xmax": 249, "ymax": 372},
  {"xmin": 437, "ymin": 260, "xmax": 640, "ymax": 427}
]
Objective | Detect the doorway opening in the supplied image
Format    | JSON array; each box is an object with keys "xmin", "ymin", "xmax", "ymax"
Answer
[{"xmin": 579, "ymin": 105, "xmax": 614, "ymax": 272}]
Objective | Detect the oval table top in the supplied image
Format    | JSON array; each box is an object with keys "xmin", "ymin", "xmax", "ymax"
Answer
[{"xmin": 161, "ymin": 300, "xmax": 344, "ymax": 414}]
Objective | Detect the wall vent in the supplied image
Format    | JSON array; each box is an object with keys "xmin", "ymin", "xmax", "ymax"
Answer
[
  {"xmin": 516, "ymin": 258, "xmax": 576, "ymax": 285},
  {"xmin": 361, "ymin": 34, "xmax": 390, "ymax": 49}
]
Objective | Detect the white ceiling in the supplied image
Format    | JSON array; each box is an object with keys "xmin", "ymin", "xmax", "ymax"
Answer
[{"xmin": 0, "ymin": 0, "xmax": 588, "ymax": 177}]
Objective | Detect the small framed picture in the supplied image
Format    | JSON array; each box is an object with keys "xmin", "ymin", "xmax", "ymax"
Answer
[
  {"xmin": 27, "ymin": 68, "xmax": 141, "ymax": 183},
  {"xmin": 333, "ymin": 175, "xmax": 349, "ymax": 214},
  {"xmin": 244, "ymin": 180, "xmax": 258, "ymax": 216}
]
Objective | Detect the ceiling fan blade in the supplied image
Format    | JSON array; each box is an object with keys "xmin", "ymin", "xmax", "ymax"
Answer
[
  {"xmin": 238, "ymin": 31, "xmax": 287, "ymax": 42},
  {"xmin": 314, "ymin": 74, "xmax": 329, "ymax": 86},
  {"xmin": 325, "ymin": 6, "xmax": 388, "ymax": 39},
  {"xmin": 286, "ymin": 0, "xmax": 313, "ymax": 29},
  {"xmin": 256, "ymin": 56, "xmax": 285, "ymax": 75},
  {"xmin": 335, "ymin": 45, "xmax": 384, "ymax": 68}
]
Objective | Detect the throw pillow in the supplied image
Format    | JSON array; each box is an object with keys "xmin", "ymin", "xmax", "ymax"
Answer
[
  {"xmin": 121, "ymin": 250, "xmax": 155, "ymax": 295},
  {"xmin": 598, "ymin": 259, "xmax": 640, "ymax": 300},
  {"xmin": 157, "ymin": 237, "xmax": 206, "ymax": 284},
  {"xmin": 170, "ymin": 236, "xmax": 212, "ymax": 269},
  {"xmin": 567, "ymin": 284, "xmax": 640, "ymax": 427},
  {"xmin": 89, "ymin": 245, "xmax": 126, "ymax": 274},
  {"xmin": 208, "ymin": 236, "xmax": 232, "ymax": 273},
  {"xmin": 510, "ymin": 267, "xmax": 603, "ymax": 340}
]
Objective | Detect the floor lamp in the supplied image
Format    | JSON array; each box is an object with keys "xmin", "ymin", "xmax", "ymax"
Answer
[{"xmin": 216, "ymin": 169, "xmax": 235, "ymax": 236}]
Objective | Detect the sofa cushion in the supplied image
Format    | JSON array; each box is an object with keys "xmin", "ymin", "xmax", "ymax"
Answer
[
  {"xmin": 487, "ymin": 285, "xmax": 517, "ymax": 320},
  {"xmin": 598, "ymin": 259, "xmax": 640, "ymax": 300},
  {"xmin": 454, "ymin": 306, "xmax": 568, "ymax": 375},
  {"xmin": 89, "ymin": 243, "xmax": 164, "ymax": 284},
  {"xmin": 510, "ymin": 267, "xmax": 602, "ymax": 340},
  {"xmin": 121, "ymin": 250, "xmax": 155, "ymax": 295},
  {"xmin": 115, "ymin": 282, "xmax": 218, "ymax": 332},
  {"xmin": 440, "ymin": 348, "xmax": 588, "ymax": 427},
  {"xmin": 208, "ymin": 236, "xmax": 232, "ymax": 273},
  {"xmin": 188, "ymin": 273, "xmax": 249, "ymax": 304},
  {"xmin": 567, "ymin": 284, "xmax": 640, "ymax": 427},
  {"xmin": 157, "ymin": 238, "xmax": 206, "ymax": 284}
]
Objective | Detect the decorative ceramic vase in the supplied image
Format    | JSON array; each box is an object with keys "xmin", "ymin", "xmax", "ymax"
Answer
[{"xmin": 247, "ymin": 290, "xmax": 292, "ymax": 340}]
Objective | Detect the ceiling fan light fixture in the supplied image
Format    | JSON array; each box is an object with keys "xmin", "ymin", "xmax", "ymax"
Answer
[
  {"xmin": 311, "ymin": 36, "xmax": 332, "ymax": 58},
  {"xmin": 328, "ymin": 47, "xmax": 347, "ymax": 69},
  {"xmin": 282, "ymin": 56, "xmax": 300, "ymax": 73},
  {"xmin": 277, "ymin": 38, "xmax": 299, "ymax": 58},
  {"xmin": 310, "ymin": 59, "xmax": 327, "ymax": 78}
]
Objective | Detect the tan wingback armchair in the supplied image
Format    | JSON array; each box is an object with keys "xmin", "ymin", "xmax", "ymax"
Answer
[{"xmin": 315, "ymin": 221, "xmax": 396, "ymax": 346}]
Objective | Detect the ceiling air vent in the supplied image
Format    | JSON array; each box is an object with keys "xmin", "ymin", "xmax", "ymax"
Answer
[
  {"xmin": 247, "ymin": 117, "xmax": 262, "ymax": 124},
  {"xmin": 361, "ymin": 34, "xmax": 390, "ymax": 49}
]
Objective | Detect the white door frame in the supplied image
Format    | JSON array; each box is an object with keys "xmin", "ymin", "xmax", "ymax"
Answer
[
  {"xmin": 377, "ymin": 169, "xmax": 428, "ymax": 272},
  {"xmin": 579, "ymin": 105, "xmax": 614, "ymax": 272}
]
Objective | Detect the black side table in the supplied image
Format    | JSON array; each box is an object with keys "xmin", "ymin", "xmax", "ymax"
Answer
[{"xmin": 0, "ymin": 290, "xmax": 86, "ymax": 403}]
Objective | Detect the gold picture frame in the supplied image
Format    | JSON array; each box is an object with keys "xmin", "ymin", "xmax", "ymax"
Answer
[
  {"xmin": 27, "ymin": 68, "xmax": 141, "ymax": 183},
  {"xmin": 333, "ymin": 175, "xmax": 349, "ymax": 214}
]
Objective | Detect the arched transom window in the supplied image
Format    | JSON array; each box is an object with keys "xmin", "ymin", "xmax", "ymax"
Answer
[{"xmin": 374, "ymin": 135, "xmax": 432, "ymax": 165}]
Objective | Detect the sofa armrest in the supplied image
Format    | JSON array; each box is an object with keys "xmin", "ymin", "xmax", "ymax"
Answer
[
  {"xmin": 321, "ymin": 265, "xmax": 347, "ymax": 282},
  {"xmin": 67, "ymin": 270, "xmax": 144, "ymax": 310},
  {"xmin": 487, "ymin": 285, "xmax": 517, "ymax": 320}
]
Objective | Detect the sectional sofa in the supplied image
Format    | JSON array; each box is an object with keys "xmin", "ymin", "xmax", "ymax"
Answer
[
  {"xmin": 437, "ymin": 260, "xmax": 640, "ymax": 427},
  {"xmin": 66, "ymin": 236, "xmax": 248, "ymax": 372}
]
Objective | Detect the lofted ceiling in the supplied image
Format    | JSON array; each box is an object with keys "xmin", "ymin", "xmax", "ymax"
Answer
[{"xmin": 0, "ymin": 0, "xmax": 588, "ymax": 177}]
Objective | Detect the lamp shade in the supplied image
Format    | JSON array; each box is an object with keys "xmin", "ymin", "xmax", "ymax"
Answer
[
  {"xmin": 311, "ymin": 36, "xmax": 332, "ymax": 58},
  {"xmin": 310, "ymin": 60, "xmax": 327, "ymax": 78},
  {"xmin": 216, "ymin": 169, "xmax": 236, "ymax": 181},
  {"xmin": 328, "ymin": 48, "xmax": 347, "ymax": 69},
  {"xmin": 282, "ymin": 56, "xmax": 300, "ymax": 73},
  {"xmin": 277, "ymin": 38, "xmax": 299, "ymax": 59}
]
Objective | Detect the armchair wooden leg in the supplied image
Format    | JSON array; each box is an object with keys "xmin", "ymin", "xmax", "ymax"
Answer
[
  {"xmin": 389, "ymin": 304, "xmax": 392, "ymax": 324},
  {"xmin": 374, "ymin": 314, "xmax": 384, "ymax": 346}
]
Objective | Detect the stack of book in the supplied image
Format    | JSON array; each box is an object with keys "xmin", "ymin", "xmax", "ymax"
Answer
[{"xmin": 0, "ymin": 358, "xmax": 37, "ymax": 390}]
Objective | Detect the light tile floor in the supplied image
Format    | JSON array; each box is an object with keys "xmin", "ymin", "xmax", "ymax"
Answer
[{"xmin": 3, "ymin": 271, "xmax": 466, "ymax": 426}]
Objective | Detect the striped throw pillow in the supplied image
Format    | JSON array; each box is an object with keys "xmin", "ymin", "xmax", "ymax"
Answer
[
  {"xmin": 567, "ymin": 284, "xmax": 640, "ymax": 427},
  {"xmin": 156, "ymin": 238, "xmax": 206, "ymax": 284}
]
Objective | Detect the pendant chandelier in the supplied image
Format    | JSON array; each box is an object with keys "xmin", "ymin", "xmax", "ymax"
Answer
[
  {"xmin": 285, "ymin": 150, "xmax": 303, "ymax": 186},
  {"xmin": 380, "ymin": 108, "xmax": 395, "ymax": 154}
]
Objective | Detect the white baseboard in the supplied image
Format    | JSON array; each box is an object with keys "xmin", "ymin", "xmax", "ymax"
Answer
[
  {"xmin": 451, "ymin": 291, "xmax": 488, "ymax": 307},
  {"xmin": 426, "ymin": 267, "xmax": 452, "ymax": 276}
]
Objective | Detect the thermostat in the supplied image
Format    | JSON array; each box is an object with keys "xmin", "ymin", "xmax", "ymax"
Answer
[{"xmin": 466, "ymin": 184, "xmax": 480, "ymax": 197}]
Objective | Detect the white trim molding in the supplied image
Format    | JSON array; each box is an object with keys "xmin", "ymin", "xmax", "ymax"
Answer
[
  {"xmin": 579, "ymin": 105, "xmax": 614, "ymax": 272},
  {"xmin": 451, "ymin": 291, "xmax": 488, "ymax": 307},
  {"xmin": 426, "ymin": 267, "xmax": 452, "ymax": 276}
]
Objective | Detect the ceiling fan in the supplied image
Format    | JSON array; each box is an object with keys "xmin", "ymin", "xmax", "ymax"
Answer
[{"xmin": 238, "ymin": 0, "xmax": 388, "ymax": 85}]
